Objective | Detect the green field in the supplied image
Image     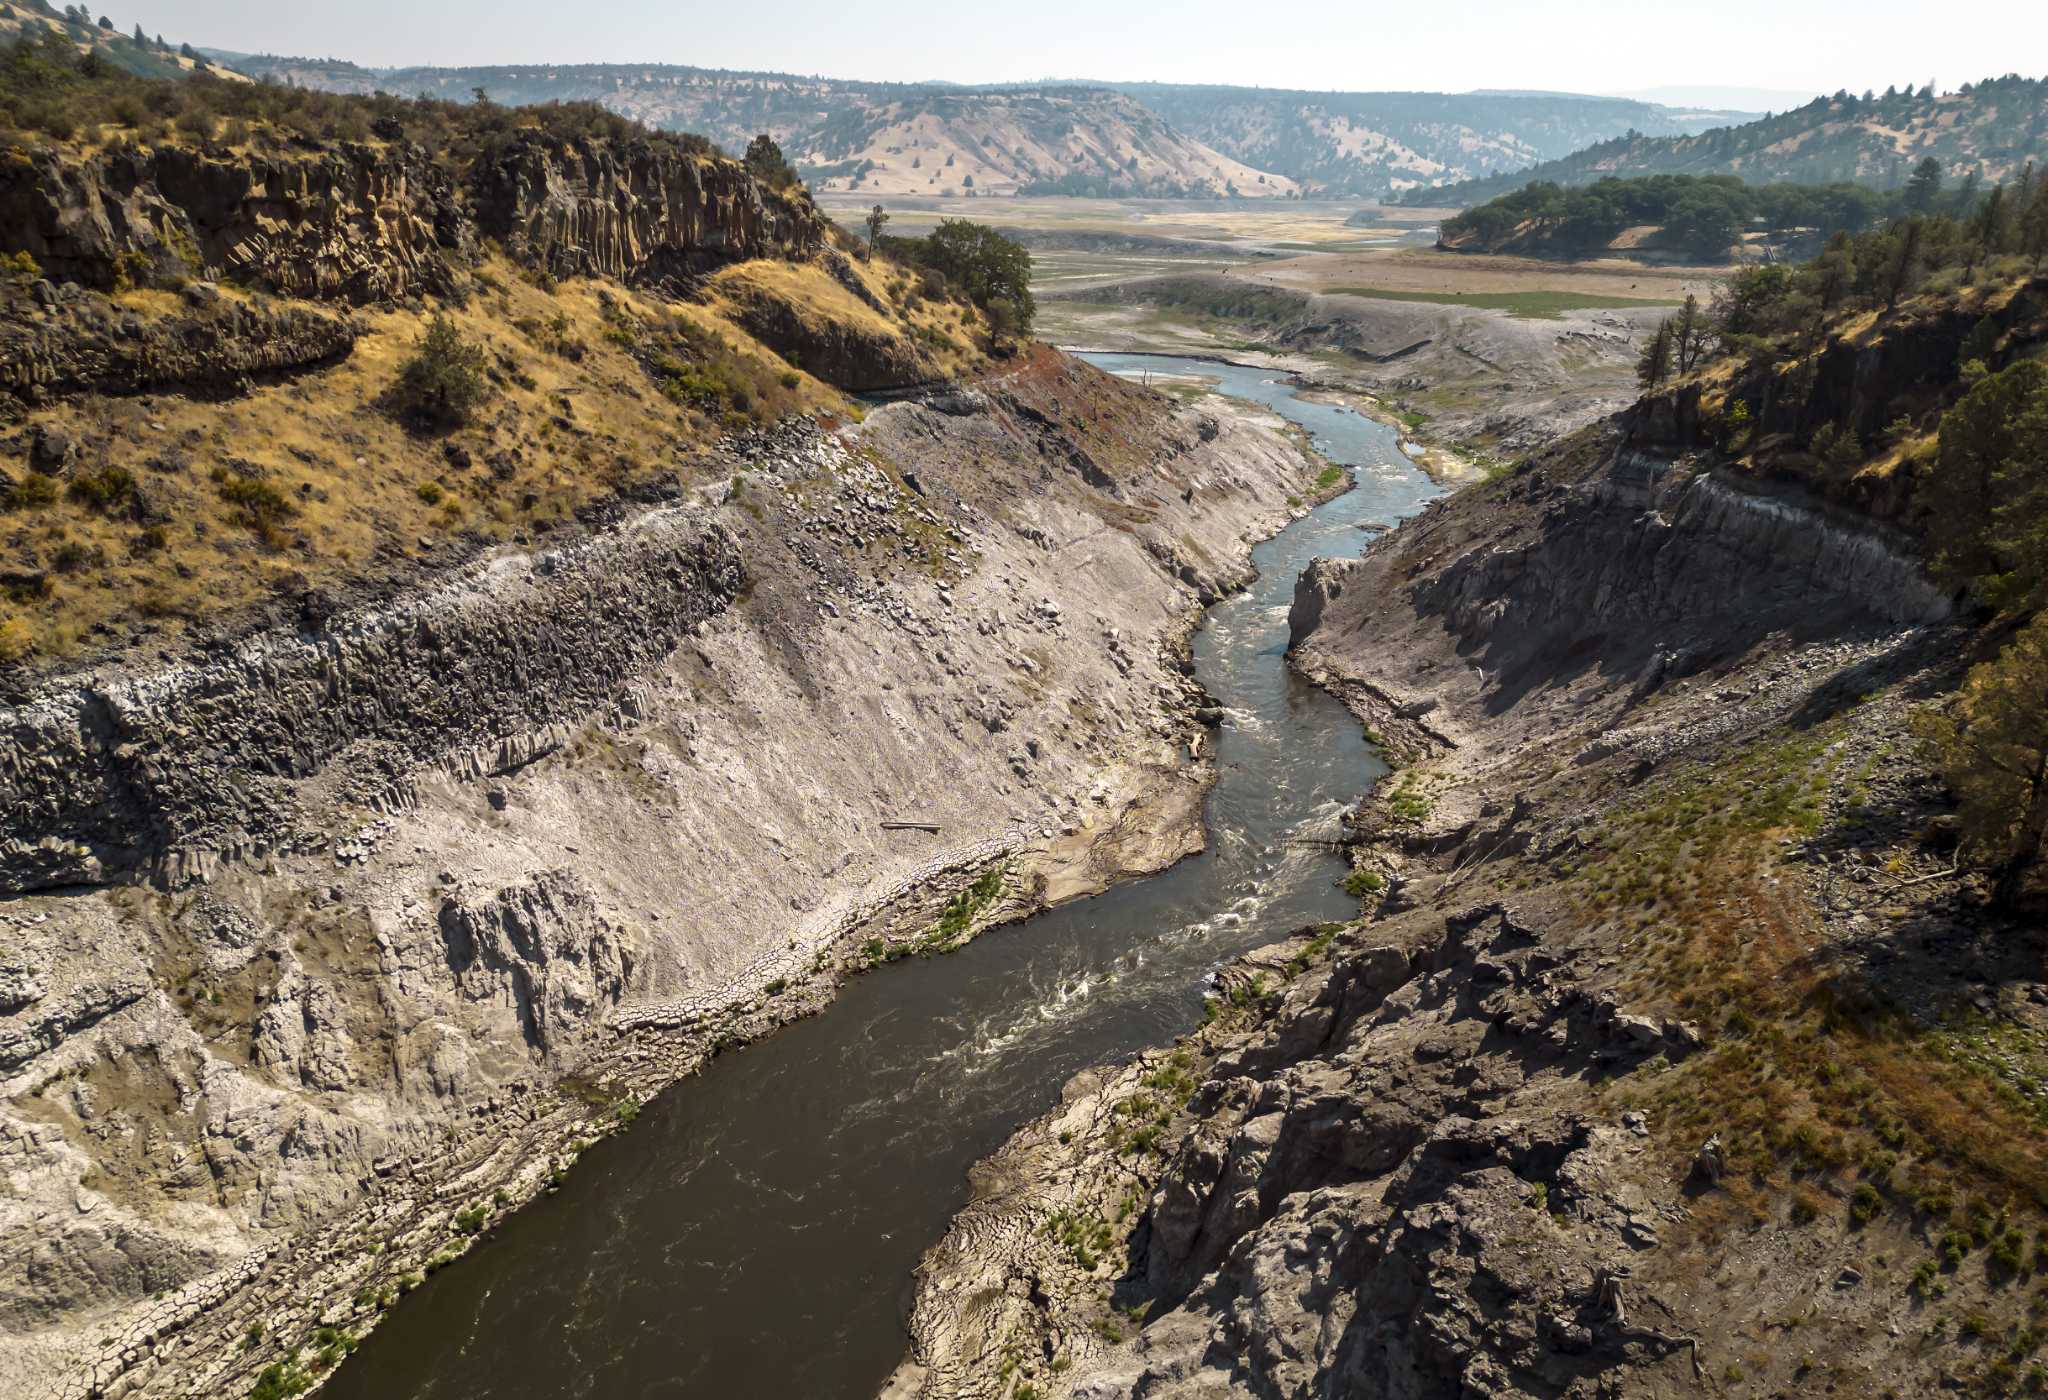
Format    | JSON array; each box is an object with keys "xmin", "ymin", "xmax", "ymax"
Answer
[{"xmin": 1325, "ymin": 286, "xmax": 1680, "ymax": 320}]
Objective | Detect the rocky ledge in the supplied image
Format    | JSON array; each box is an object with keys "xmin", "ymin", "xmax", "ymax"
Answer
[{"xmin": 0, "ymin": 129, "xmax": 822, "ymax": 308}]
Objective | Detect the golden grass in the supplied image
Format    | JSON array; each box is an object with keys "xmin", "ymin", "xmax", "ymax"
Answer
[
  {"xmin": 0, "ymin": 252, "xmax": 957, "ymax": 666},
  {"xmin": 1584, "ymin": 727, "xmax": 2048, "ymax": 1257}
]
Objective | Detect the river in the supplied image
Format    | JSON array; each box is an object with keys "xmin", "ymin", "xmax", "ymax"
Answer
[{"xmin": 323, "ymin": 354, "xmax": 1441, "ymax": 1400}]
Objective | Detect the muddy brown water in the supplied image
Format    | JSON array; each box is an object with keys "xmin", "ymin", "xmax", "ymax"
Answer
[{"xmin": 324, "ymin": 355, "xmax": 1441, "ymax": 1399}]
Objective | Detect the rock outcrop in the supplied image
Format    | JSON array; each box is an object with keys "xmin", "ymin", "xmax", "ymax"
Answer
[
  {"xmin": 470, "ymin": 131, "xmax": 826, "ymax": 285},
  {"xmin": 439, "ymin": 870, "xmax": 633, "ymax": 1055},
  {"xmin": 0, "ymin": 508, "xmax": 741, "ymax": 893},
  {"xmin": 0, "ymin": 362, "xmax": 1325, "ymax": 1400},
  {"xmin": 895, "ymin": 405, "xmax": 2009, "ymax": 1400},
  {"xmin": 0, "ymin": 278, "xmax": 357, "ymax": 400},
  {"xmin": 1, "ymin": 140, "xmax": 467, "ymax": 302},
  {"xmin": 0, "ymin": 130, "xmax": 826, "ymax": 307}
]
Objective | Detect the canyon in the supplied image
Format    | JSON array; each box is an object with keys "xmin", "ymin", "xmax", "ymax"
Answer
[{"xmin": 3, "ymin": 44, "xmax": 2046, "ymax": 1400}]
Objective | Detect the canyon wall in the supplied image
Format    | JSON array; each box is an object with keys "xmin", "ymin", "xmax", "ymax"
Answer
[
  {"xmin": 0, "ymin": 131, "xmax": 823, "ymax": 304},
  {"xmin": 893, "ymin": 409, "xmax": 1988, "ymax": 1400},
  {"xmin": 0, "ymin": 360, "xmax": 1326, "ymax": 1400}
]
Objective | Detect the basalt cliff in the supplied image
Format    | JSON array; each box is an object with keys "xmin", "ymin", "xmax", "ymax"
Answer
[{"xmin": 0, "ymin": 111, "xmax": 1333, "ymax": 1400}]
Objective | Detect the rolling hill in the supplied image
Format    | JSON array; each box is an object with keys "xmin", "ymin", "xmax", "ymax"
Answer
[
  {"xmin": 1407, "ymin": 75, "xmax": 2048, "ymax": 206},
  {"xmin": 206, "ymin": 54, "xmax": 1760, "ymax": 200},
  {"xmin": 203, "ymin": 60, "xmax": 1298, "ymax": 198},
  {"xmin": 0, "ymin": 0, "xmax": 245, "ymax": 80},
  {"xmin": 1092, "ymin": 84, "xmax": 1752, "ymax": 197}
]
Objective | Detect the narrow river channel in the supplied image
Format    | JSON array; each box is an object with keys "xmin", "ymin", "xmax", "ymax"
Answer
[{"xmin": 324, "ymin": 355, "xmax": 1441, "ymax": 1400}]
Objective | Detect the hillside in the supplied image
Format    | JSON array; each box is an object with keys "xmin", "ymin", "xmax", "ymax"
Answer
[
  {"xmin": 1412, "ymin": 75, "xmax": 2048, "ymax": 206},
  {"xmin": 0, "ymin": 60, "xmax": 1002, "ymax": 668},
  {"xmin": 0, "ymin": 0, "xmax": 244, "ymax": 81},
  {"xmin": 0, "ymin": 40, "xmax": 1349, "ymax": 1400},
  {"xmin": 210, "ymin": 60, "xmax": 1300, "ymax": 199},
  {"xmin": 895, "ymin": 246, "xmax": 2048, "ymax": 1400},
  {"xmin": 210, "ymin": 55, "xmax": 1757, "ymax": 200},
  {"xmin": 790, "ymin": 86, "xmax": 1299, "ymax": 198},
  {"xmin": 1097, "ymin": 83, "xmax": 1750, "ymax": 197}
]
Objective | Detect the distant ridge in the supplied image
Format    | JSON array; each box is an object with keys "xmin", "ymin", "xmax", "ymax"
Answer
[
  {"xmin": 1406, "ymin": 76, "xmax": 2048, "ymax": 206},
  {"xmin": 207, "ymin": 54, "xmax": 1749, "ymax": 198}
]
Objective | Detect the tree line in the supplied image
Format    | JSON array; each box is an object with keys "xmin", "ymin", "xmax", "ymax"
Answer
[
  {"xmin": 1626, "ymin": 166, "xmax": 2048, "ymax": 908},
  {"xmin": 1445, "ymin": 165, "xmax": 2024, "ymax": 261}
]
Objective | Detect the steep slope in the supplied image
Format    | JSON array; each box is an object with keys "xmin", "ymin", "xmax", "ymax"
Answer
[
  {"xmin": 0, "ymin": 60, "xmax": 1347, "ymax": 1400},
  {"xmin": 1414, "ymin": 76, "xmax": 2048, "ymax": 206},
  {"xmin": 893, "ymin": 285, "xmax": 2048, "ymax": 1399},
  {"xmin": 0, "ymin": 93, "xmax": 1015, "ymax": 665},
  {"xmin": 0, "ymin": 1, "xmax": 242, "ymax": 81},
  {"xmin": 1098, "ymin": 84, "xmax": 1743, "ymax": 198}
]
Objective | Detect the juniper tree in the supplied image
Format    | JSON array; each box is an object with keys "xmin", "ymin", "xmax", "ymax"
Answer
[
  {"xmin": 1904, "ymin": 158, "xmax": 1944, "ymax": 215},
  {"xmin": 1918, "ymin": 616, "xmax": 2048, "ymax": 908}
]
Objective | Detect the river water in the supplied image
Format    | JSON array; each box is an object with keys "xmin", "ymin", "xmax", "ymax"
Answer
[{"xmin": 324, "ymin": 355, "xmax": 1440, "ymax": 1400}]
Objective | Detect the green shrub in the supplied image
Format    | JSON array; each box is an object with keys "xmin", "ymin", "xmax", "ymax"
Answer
[
  {"xmin": 248, "ymin": 1355, "xmax": 311, "ymax": 1400},
  {"xmin": 66, "ymin": 465, "xmax": 136, "ymax": 512},
  {"xmin": 213, "ymin": 471, "xmax": 295, "ymax": 541},
  {"xmin": 6, "ymin": 473, "xmax": 59, "ymax": 510},
  {"xmin": 392, "ymin": 316, "xmax": 490, "ymax": 430},
  {"xmin": 1343, "ymin": 868, "xmax": 1385, "ymax": 897}
]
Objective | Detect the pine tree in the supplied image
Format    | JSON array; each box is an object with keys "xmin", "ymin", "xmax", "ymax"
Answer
[
  {"xmin": 1636, "ymin": 319, "xmax": 1673, "ymax": 389},
  {"xmin": 1673, "ymin": 292, "xmax": 1710, "ymax": 372},
  {"xmin": 1972, "ymin": 184, "xmax": 2010, "ymax": 259},
  {"xmin": 1904, "ymin": 157, "xmax": 1944, "ymax": 215},
  {"xmin": 1927, "ymin": 360, "xmax": 2048, "ymax": 593},
  {"xmin": 1811, "ymin": 231, "xmax": 1856, "ymax": 311},
  {"xmin": 1882, "ymin": 218, "xmax": 1926, "ymax": 308},
  {"xmin": 2023, "ymin": 176, "xmax": 2048, "ymax": 269}
]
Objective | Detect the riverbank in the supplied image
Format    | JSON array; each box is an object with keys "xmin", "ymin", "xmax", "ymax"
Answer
[
  {"xmin": 891, "ymin": 397, "xmax": 2044, "ymax": 1399},
  {"xmin": 1, "ymin": 352, "xmax": 1335, "ymax": 1400},
  {"xmin": 1042, "ymin": 255, "xmax": 1667, "ymax": 471},
  {"xmin": 288, "ymin": 355, "xmax": 1436, "ymax": 1400}
]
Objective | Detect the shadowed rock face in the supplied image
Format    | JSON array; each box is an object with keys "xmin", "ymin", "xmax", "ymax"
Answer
[
  {"xmin": 470, "ymin": 131, "xmax": 827, "ymax": 286},
  {"xmin": 0, "ymin": 511, "xmax": 742, "ymax": 893},
  {"xmin": 0, "ymin": 132, "xmax": 827, "ymax": 306},
  {"xmin": 0, "ymin": 279, "xmax": 357, "ymax": 400},
  {"xmin": 1, "ymin": 142, "xmax": 468, "ymax": 302}
]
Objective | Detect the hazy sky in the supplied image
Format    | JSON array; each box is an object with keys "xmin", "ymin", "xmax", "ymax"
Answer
[{"xmin": 143, "ymin": 0, "xmax": 2043, "ymax": 99}]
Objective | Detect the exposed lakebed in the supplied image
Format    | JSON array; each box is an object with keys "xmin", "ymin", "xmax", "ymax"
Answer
[{"xmin": 325, "ymin": 355, "xmax": 1440, "ymax": 1399}]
